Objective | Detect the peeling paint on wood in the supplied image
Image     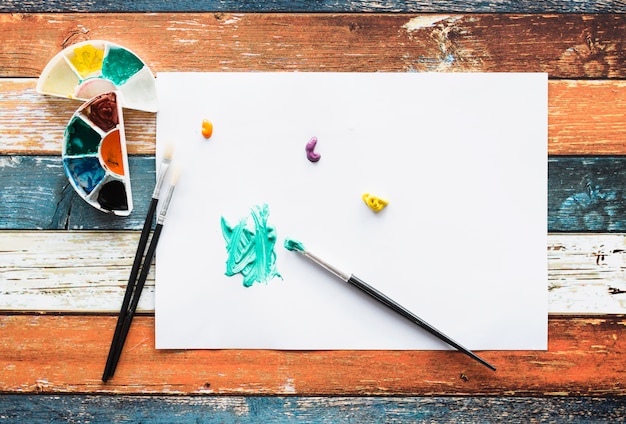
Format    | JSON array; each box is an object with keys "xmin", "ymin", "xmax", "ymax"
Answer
[
  {"xmin": 2, "ymin": 79, "xmax": 625, "ymax": 156},
  {"xmin": 1, "ymin": 14, "xmax": 624, "ymax": 78},
  {"xmin": 1, "ymin": 0, "xmax": 623, "ymax": 13},
  {"xmin": 0, "ymin": 315, "xmax": 624, "ymax": 396},
  {"xmin": 2, "ymin": 232, "xmax": 626, "ymax": 313},
  {"xmin": 1, "ymin": 394, "xmax": 626, "ymax": 422},
  {"xmin": 3, "ymin": 156, "xmax": 626, "ymax": 231}
]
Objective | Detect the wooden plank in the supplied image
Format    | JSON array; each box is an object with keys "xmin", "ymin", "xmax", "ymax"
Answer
[
  {"xmin": 2, "ymin": 232, "xmax": 625, "ymax": 313},
  {"xmin": 3, "ymin": 156, "xmax": 626, "ymax": 231},
  {"xmin": 1, "ymin": 1, "xmax": 623, "ymax": 13},
  {"xmin": 1, "ymin": 395, "xmax": 626, "ymax": 423},
  {"xmin": 548, "ymin": 157, "xmax": 626, "ymax": 232},
  {"xmin": 1, "ymin": 14, "xmax": 625, "ymax": 79},
  {"xmin": 0, "ymin": 231, "xmax": 155, "ymax": 312},
  {"xmin": 0, "ymin": 80, "xmax": 155, "ymax": 156},
  {"xmin": 549, "ymin": 234, "xmax": 626, "ymax": 314},
  {"xmin": 548, "ymin": 80, "xmax": 626, "ymax": 155},
  {"xmin": 0, "ymin": 314, "xmax": 624, "ymax": 395},
  {"xmin": 2, "ymin": 79, "xmax": 625, "ymax": 156},
  {"xmin": 0, "ymin": 156, "xmax": 155, "ymax": 230}
]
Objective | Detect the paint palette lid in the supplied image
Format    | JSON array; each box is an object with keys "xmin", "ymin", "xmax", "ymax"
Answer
[
  {"xmin": 37, "ymin": 40, "xmax": 158, "ymax": 112},
  {"xmin": 62, "ymin": 91, "xmax": 133, "ymax": 216}
]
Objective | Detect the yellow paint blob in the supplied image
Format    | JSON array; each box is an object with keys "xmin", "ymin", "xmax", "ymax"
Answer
[
  {"xmin": 362, "ymin": 193, "xmax": 389, "ymax": 212},
  {"xmin": 201, "ymin": 119, "xmax": 213, "ymax": 138},
  {"xmin": 69, "ymin": 44, "xmax": 104, "ymax": 78}
]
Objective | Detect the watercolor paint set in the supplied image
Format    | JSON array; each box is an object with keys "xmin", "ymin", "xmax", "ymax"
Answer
[
  {"xmin": 62, "ymin": 92, "xmax": 133, "ymax": 215},
  {"xmin": 37, "ymin": 40, "xmax": 158, "ymax": 215},
  {"xmin": 37, "ymin": 40, "xmax": 158, "ymax": 112}
]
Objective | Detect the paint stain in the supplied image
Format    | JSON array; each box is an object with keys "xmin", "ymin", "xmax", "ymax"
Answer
[
  {"xmin": 102, "ymin": 46, "xmax": 144, "ymax": 85},
  {"xmin": 201, "ymin": 119, "xmax": 213, "ymax": 138},
  {"xmin": 305, "ymin": 136, "xmax": 321, "ymax": 162},
  {"xmin": 221, "ymin": 204, "xmax": 282, "ymax": 287},
  {"xmin": 362, "ymin": 193, "xmax": 389, "ymax": 212}
]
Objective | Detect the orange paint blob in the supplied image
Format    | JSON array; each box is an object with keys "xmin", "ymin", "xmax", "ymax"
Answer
[
  {"xmin": 100, "ymin": 130, "xmax": 125, "ymax": 176},
  {"xmin": 202, "ymin": 119, "xmax": 213, "ymax": 138}
]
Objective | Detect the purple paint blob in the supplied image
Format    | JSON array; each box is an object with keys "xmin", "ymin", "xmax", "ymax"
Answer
[{"xmin": 305, "ymin": 137, "xmax": 321, "ymax": 162}]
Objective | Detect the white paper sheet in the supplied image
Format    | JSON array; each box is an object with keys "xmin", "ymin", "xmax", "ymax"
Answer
[{"xmin": 155, "ymin": 72, "xmax": 547, "ymax": 351}]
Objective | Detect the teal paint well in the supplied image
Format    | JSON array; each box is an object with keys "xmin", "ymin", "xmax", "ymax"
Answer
[
  {"xmin": 102, "ymin": 47, "xmax": 144, "ymax": 85},
  {"xmin": 65, "ymin": 117, "xmax": 101, "ymax": 155}
]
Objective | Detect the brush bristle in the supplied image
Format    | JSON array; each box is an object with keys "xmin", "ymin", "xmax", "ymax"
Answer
[
  {"xmin": 162, "ymin": 141, "xmax": 174, "ymax": 161},
  {"xmin": 284, "ymin": 238, "xmax": 305, "ymax": 252}
]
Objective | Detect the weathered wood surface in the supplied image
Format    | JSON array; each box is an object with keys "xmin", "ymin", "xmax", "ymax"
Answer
[
  {"xmin": 1, "ymin": 14, "xmax": 625, "ymax": 78},
  {"xmin": 1, "ymin": 4, "xmax": 625, "ymax": 420},
  {"xmin": 0, "ymin": 156, "xmax": 155, "ymax": 230},
  {"xmin": 549, "ymin": 234, "xmax": 626, "ymax": 313},
  {"xmin": 3, "ymin": 155, "xmax": 626, "ymax": 231},
  {"xmin": 2, "ymin": 232, "xmax": 626, "ymax": 314},
  {"xmin": 1, "ymin": 0, "xmax": 624, "ymax": 13},
  {"xmin": 2, "ymin": 79, "xmax": 625, "ymax": 156},
  {"xmin": 548, "ymin": 157, "xmax": 626, "ymax": 232},
  {"xmin": 0, "ymin": 314, "xmax": 623, "ymax": 395},
  {"xmin": 1, "ymin": 395, "xmax": 626, "ymax": 423}
]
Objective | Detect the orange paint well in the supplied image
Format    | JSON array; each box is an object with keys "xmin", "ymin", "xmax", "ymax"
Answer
[{"xmin": 100, "ymin": 130, "xmax": 125, "ymax": 176}]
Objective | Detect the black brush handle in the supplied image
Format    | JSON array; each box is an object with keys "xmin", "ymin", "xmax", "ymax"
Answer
[
  {"xmin": 107, "ymin": 223, "xmax": 164, "ymax": 380},
  {"xmin": 347, "ymin": 275, "xmax": 496, "ymax": 371},
  {"xmin": 102, "ymin": 198, "xmax": 158, "ymax": 382}
]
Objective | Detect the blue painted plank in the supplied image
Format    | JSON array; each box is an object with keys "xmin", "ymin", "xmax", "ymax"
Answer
[
  {"xmin": 2, "ymin": 155, "xmax": 626, "ymax": 231},
  {"xmin": 0, "ymin": 155, "xmax": 155, "ymax": 230},
  {"xmin": 1, "ymin": 395, "xmax": 626, "ymax": 423},
  {"xmin": 0, "ymin": 0, "xmax": 623, "ymax": 13},
  {"xmin": 549, "ymin": 156, "xmax": 626, "ymax": 232}
]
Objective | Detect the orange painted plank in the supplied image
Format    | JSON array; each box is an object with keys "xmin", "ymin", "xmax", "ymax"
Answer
[
  {"xmin": 1, "ymin": 314, "xmax": 623, "ymax": 395},
  {"xmin": 0, "ymin": 14, "xmax": 624, "ymax": 78},
  {"xmin": 1, "ymin": 79, "xmax": 625, "ymax": 156},
  {"xmin": 549, "ymin": 80, "xmax": 626, "ymax": 155}
]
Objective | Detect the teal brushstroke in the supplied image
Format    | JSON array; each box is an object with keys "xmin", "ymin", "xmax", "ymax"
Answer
[{"xmin": 221, "ymin": 204, "xmax": 282, "ymax": 287}]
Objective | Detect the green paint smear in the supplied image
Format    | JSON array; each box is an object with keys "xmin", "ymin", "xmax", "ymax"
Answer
[
  {"xmin": 101, "ymin": 47, "xmax": 144, "ymax": 85},
  {"xmin": 283, "ymin": 238, "xmax": 305, "ymax": 252},
  {"xmin": 221, "ymin": 204, "xmax": 282, "ymax": 288}
]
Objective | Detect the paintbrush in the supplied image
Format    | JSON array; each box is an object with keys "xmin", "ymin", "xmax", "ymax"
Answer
[
  {"xmin": 283, "ymin": 238, "xmax": 496, "ymax": 371},
  {"xmin": 102, "ymin": 144, "xmax": 173, "ymax": 382},
  {"xmin": 104, "ymin": 164, "xmax": 181, "ymax": 380},
  {"xmin": 103, "ymin": 164, "xmax": 181, "ymax": 381}
]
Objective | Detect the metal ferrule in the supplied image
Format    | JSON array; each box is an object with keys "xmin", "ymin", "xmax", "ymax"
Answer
[
  {"xmin": 156, "ymin": 183, "xmax": 176, "ymax": 225},
  {"xmin": 152, "ymin": 160, "xmax": 171, "ymax": 199},
  {"xmin": 302, "ymin": 250, "xmax": 350, "ymax": 282}
]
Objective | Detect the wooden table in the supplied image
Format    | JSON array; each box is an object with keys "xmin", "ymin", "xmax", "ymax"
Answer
[{"xmin": 1, "ymin": 1, "xmax": 626, "ymax": 421}]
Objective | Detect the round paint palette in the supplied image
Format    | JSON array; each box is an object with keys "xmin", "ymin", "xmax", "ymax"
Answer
[
  {"xmin": 62, "ymin": 91, "xmax": 133, "ymax": 216},
  {"xmin": 37, "ymin": 40, "xmax": 158, "ymax": 112}
]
